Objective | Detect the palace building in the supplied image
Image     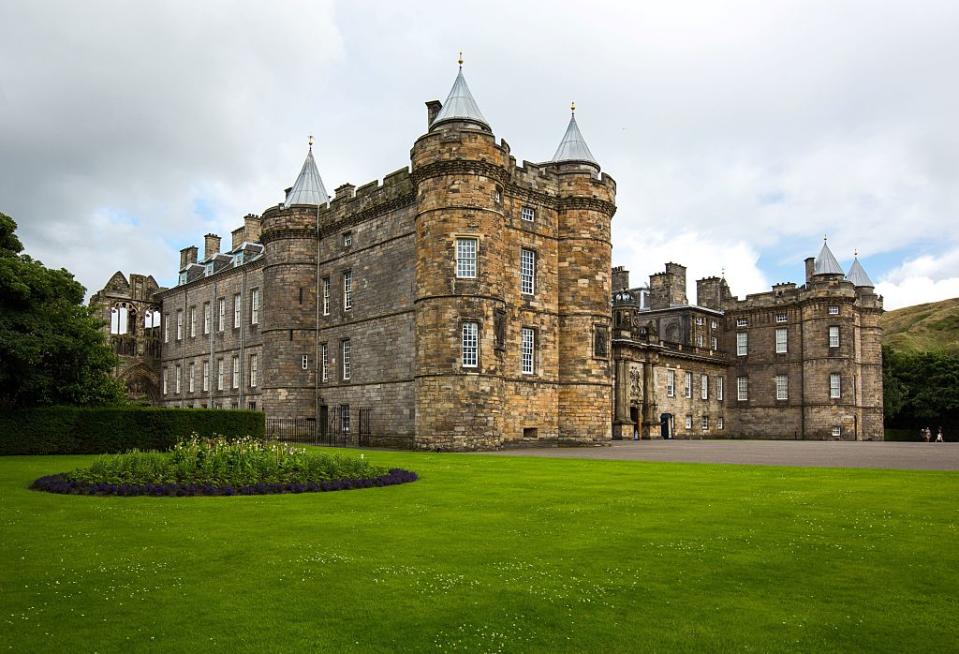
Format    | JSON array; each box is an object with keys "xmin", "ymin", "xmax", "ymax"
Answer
[{"xmin": 91, "ymin": 62, "xmax": 884, "ymax": 448}]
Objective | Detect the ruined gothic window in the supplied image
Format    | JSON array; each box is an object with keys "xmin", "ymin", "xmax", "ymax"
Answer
[
  {"xmin": 520, "ymin": 249, "xmax": 536, "ymax": 295},
  {"xmin": 830, "ymin": 373, "xmax": 841, "ymax": 399},
  {"xmin": 776, "ymin": 375, "xmax": 788, "ymax": 401},
  {"xmin": 462, "ymin": 322, "xmax": 478, "ymax": 368},
  {"xmin": 251, "ymin": 289, "xmax": 260, "ymax": 325},
  {"xmin": 322, "ymin": 278, "xmax": 331, "ymax": 316},
  {"xmin": 737, "ymin": 376, "xmax": 748, "ymax": 401},
  {"xmin": 521, "ymin": 328, "xmax": 535, "ymax": 375},
  {"xmin": 341, "ymin": 340, "xmax": 352, "ymax": 380},
  {"xmin": 521, "ymin": 206, "xmax": 535, "ymax": 222},
  {"xmin": 343, "ymin": 270, "xmax": 353, "ymax": 311},
  {"xmin": 592, "ymin": 326, "xmax": 608, "ymax": 359},
  {"xmin": 456, "ymin": 238, "xmax": 477, "ymax": 278},
  {"xmin": 232, "ymin": 355, "xmax": 239, "ymax": 389},
  {"xmin": 775, "ymin": 328, "xmax": 788, "ymax": 354},
  {"xmin": 249, "ymin": 354, "xmax": 258, "ymax": 388}
]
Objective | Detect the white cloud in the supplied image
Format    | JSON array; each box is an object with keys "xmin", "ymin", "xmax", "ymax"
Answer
[{"xmin": 876, "ymin": 248, "xmax": 959, "ymax": 310}]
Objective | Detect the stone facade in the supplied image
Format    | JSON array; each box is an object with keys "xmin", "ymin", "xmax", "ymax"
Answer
[{"xmin": 612, "ymin": 257, "xmax": 884, "ymax": 441}]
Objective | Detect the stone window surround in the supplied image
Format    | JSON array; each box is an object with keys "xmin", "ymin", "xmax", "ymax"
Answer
[
  {"xmin": 736, "ymin": 331, "xmax": 748, "ymax": 356},
  {"xmin": 320, "ymin": 343, "xmax": 329, "ymax": 383},
  {"xmin": 701, "ymin": 374, "xmax": 708, "ymax": 400},
  {"xmin": 666, "ymin": 369, "xmax": 675, "ymax": 397},
  {"xmin": 341, "ymin": 339, "xmax": 352, "ymax": 381},
  {"xmin": 521, "ymin": 206, "xmax": 535, "ymax": 222},
  {"xmin": 716, "ymin": 376, "xmax": 724, "ymax": 401},
  {"xmin": 461, "ymin": 320, "xmax": 480, "ymax": 369},
  {"xmin": 176, "ymin": 310, "xmax": 183, "ymax": 341},
  {"xmin": 520, "ymin": 247, "xmax": 536, "ymax": 296},
  {"xmin": 684, "ymin": 371, "xmax": 692, "ymax": 398},
  {"xmin": 250, "ymin": 288, "xmax": 260, "ymax": 325},
  {"xmin": 521, "ymin": 326, "xmax": 536, "ymax": 375},
  {"xmin": 189, "ymin": 306, "xmax": 196, "ymax": 338},
  {"xmin": 322, "ymin": 277, "xmax": 331, "ymax": 316},
  {"xmin": 342, "ymin": 269, "xmax": 353, "ymax": 312},
  {"xmin": 828, "ymin": 325, "xmax": 840, "ymax": 348},
  {"xmin": 830, "ymin": 373, "xmax": 841, "ymax": 399},
  {"xmin": 233, "ymin": 293, "xmax": 241, "ymax": 330},
  {"xmin": 455, "ymin": 236, "xmax": 478, "ymax": 279},
  {"xmin": 775, "ymin": 327, "xmax": 788, "ymax": 354},
  {"xmin": 776, "ymin": 374, "xmax": 788, "ymax": 401},
  {"xmin": 737, "ymin": 376, "xmax": 748, "ymax": 401}
]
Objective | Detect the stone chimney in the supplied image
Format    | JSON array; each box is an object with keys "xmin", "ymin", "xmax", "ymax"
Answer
[
  {"xmin": 179, "ymin": 245, "xmax": 198, "ymax": 270},
  {"xmin": 244, "ymin": 214, "xmax": 262, "ymax": 243},
  {"xmin": 335, "ymin": 183, "xmax": 356, "ymax": 201},
  {"xmin": 804, "ymin": 257, "xmax": 815, "ymax": 283},
  {"xmin": 612, "ymin": 266, "xmax": 630, "ymax": 292},
  {"xmin": 697, "ymin": 277, "xmax": 721, "ymax": 311},
  {"xmin": 426, "ymin": 100, "xmax": 442, "ymax": 127},
  {"xmin": 231, "ymin": 226, "xmax": 246, "ymax": 251},
  {"xmin": 665, "ymin": 262, "xmax": 688, "ymax": 306},
  {"xmin": 203, "ymin": 233, "xmax": 221, "ymax": 261}
]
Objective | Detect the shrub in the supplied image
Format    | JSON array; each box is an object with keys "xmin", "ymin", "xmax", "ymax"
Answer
[
  {"xmin": 30, "ymin": 436, "xmax": 418, "ymax": 496},
  {"xmin": 0, "ymin": 406, "xmax": 265, "ymax": 455}
]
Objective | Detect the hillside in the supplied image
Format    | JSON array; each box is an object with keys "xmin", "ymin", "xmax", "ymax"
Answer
[{"xmin": 881, "ymin": 296, "xmax": 959, "ymax": 355}]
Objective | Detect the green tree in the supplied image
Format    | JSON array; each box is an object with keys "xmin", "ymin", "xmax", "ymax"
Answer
[{"xmin": 0, "ymin": 212, "xmax": 125, "ymax": 408}]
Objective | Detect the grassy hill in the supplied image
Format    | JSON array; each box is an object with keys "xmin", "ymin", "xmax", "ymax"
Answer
[{"xmin": 881, "ymin": 296, "xmax": 959, "ymax": 355}]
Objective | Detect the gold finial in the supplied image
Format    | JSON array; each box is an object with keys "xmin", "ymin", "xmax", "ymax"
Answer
[
  {"xmin": 308, "ymin": 135, "xmax": 314, "ymax": 149},
  {"xmin": 824, "ymin": 234, "xmax": 828, "ymax": 242},
  {"xmin": 458, "ymin": 51, "xmax": 463, "ymax": 67},
  {"xmin": 854, "ymin": 249, "xmax": 859, "ymax": 257},
  {"xmin": 570, "ymin": 101, "xmax": 576, "ymax": 114}
]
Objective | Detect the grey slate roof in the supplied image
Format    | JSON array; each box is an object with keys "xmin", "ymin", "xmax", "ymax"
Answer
[
  {"xmin": 285, "ymin": 148, "xmax": 329, "ymax": 206},
  {"xmin": 846, "ymin": 256, "xmax": 875, "ymax": 287},
  {"xmin": 431, "ymin": 69, "xmax": 489, "ymax": 129},
  {"xmin": 814, "ymin": 240, "xmax": 844, "ymax": 275},
  {"xmin": 551, "ymin": 112, "xmax": 597, "ymax": 165}
]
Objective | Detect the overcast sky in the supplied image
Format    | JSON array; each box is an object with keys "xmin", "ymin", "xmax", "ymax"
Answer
[{"xmin": 1, "ymin": 0, "xmax": 957, "ymax": 310}]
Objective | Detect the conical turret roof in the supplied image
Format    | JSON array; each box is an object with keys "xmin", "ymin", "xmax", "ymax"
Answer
[
  {"xmin": 846, "ymin": 256, "xmax": 875, "ymax": 288},
  {"xmin": 431, "ymin": 68, "xmax": 489, "ymax": 130},
  {"xmin": 285, "ymin": 147, "xmax": 328, "ymax": 206},
  {"xmin": 814, "ymin": 239, "xmax": 844, "ymax": 276},
  {"xmin": 551, "ymin": 109, "xmax": 597, "ymax": 165}
]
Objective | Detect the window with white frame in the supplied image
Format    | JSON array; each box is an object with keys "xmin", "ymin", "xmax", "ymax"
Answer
[
  {"xmin": 696, "ymin": 334, "xmax": 704, "ymax": 347},
  {"xmin": 162, "ymin": 368, "xmax": 168, "ymax": 395},
  {"xmin": 701, "ymin": 374, "xmax": 708, "ymax": 400},
  {"xmin": 718, "ymin": 416, "xmax": 725, "ymax": 430},
  {"xmin": 217, "ymin": 358, "xmax": 224, "ymax": 391},
  {"xmin": 776, "ymin": 374, "xmax": 788, "ymax": 401},
  {"xmin": 340, "ymin": 404, "xmax": 351, "ymax": 432},
  {"xmin": 322, "ymin": 278, "xmax": 331, "ymax": 316},
  {"xmin": 520, "ymin": 248, "xmax": 536, "ymax": 295},
  {"xmin": 189, "ymin": 307, "xmax": 196, "ymax": 338},
  {"xmin": 684, "ymin": 371, "xmax": 692, "ymax": 398},
  {"xmin": 320, "ymin": 343, "xmax": 329, "ymax": 382},
  {"xmin": 737, "ymin": 376, "xmax": 748, "ymax": 401},
  {"xmin": 343, "ymin": 270, "xmax": 353, "ymax": 311},
  {"xmin": 711, "ymin": 320, "xmax": 718, "ymax": 329},
  {"xmin": 832, "ymin": 426, "xmax": 842, "ymax": 438},
  {"xmin": 341, "ymin": 340, "xmax": 352, "ymax": 380},
  {"xmin": 301, "ymin": 354, "xmax": 309, "ymax": 370},
  {"xmin": 232, "ymin": 355, "xmax": 239, "ymax": 389},
  {"xmin": 776, "ymin": 313, "xmax": 787, "ymax": 323},
  {"xmin": 701, "ymin": 415, "xmax": 709, "ymax": 431},
  {"xmin": 775, "ymin": 328, "xmax": 788, "ymax": 354},
  {"xmin": 828, "ymin": 305, "xmax": 839, "ymax": 315},
  {"xmin": 521, "ymin": 327, "xmax": 535, "ymax": 375},
  {"xmin": 217, "ymin": 298, "xmax": 225, "ymax": 332},
  {"xmin": 188, "ymin": 362, "xmax": 195, "ymax": 393},
  {"xmin": 176, "ymin": 310, "xmax": 183, "ymax": 340},
  {"xmin": 175, "ymin": 364, "xmax": 181, "ymax": 393},
  {"xmin": 737, "ymin": 332, "xmax": 748, "ymax": 356},
  {"xmin": 666, "ymin": 370, "xmax": 675, "ymax": 397},
  {"xmin": 829, "ymin": 326, "xmax": 840, "ymax": 348},
  {"xmin": 202, "ymin": 360, "xmax": 209, "ymax": 392},
  {"xmin": 736, "ymin": 318, "xmax": 748, "ymax": 328},
  {"xmin": 456, "ymin": 238, "xmax": 477, "ymax": 278},
  {"xmin": 178, "ymin": 271, "xmax": 188, "ymax": 285},
  {"xmin": 695, "ymin": 317, "xmax": 703, "ymax": 326},
  {"xmin": 717, "ymin": 376, "xmax": 724, "ymax": 401},
  {"xmin": 203, "ymin": 302, "xmax": 210, "ymax": 335},
  {"xmin": 233, "ymin": 293, "xmax": 241, "ymax": 329},
  {"xmin": 462, "ymin": 322, "xmax": 478, "ymax": 368},
  {"xmin": 685, "ymin": 415, "xmax": 692, "ymax": 430},
  {"xmin": 251, "ymin": 289, "xmax": 260, "ymax": 325},
  {"xmin": 521, "ymin": 206, "xmax": 535, "ymax": 222},
  {"xmin": 249, "ymin": 354, "xmax": 257, "ymax": 388},
  {"xmin": 343, "ymin": 232, "xmax": 352, "ymax": 248},
  {"xmin": 711, "ymin": 336, "xmax": 718, "ymax": 350},
  {"xmin": 830, "ymin": 373, "xmax": 841, "ymax": 399}
]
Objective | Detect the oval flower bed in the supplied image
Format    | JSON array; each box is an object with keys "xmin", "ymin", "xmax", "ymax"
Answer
[{"xmin": 31, "ymin": 436, "xmax": 417, "ymax": 497}]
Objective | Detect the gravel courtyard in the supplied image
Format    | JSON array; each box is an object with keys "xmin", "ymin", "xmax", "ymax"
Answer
[{"xmin": 489, "ymin": 439, "xmax": 959, "ymax": 471}]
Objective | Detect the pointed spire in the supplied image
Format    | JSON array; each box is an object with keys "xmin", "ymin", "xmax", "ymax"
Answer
[
  {"xmin": 813, "ymin": 236, "xmax": 844, "ymax": 276},
  {"xmin": 846, "ymin": 254, "xmax": 875, "ymax": 288},
  {"xmin": 284, "ymin": 138, "xmax": 329, "ymax": 206},
  {"xmin": 430, "ymin": 54, "xmax": 490, "ymax": 131},
  {"xmin": 551, "ymin": 103, "xmax": 598, "ymax": 165}
]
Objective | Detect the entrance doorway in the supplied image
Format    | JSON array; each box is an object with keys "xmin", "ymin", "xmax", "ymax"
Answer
[
  {"xmin": 660, "ymin": 413, "xmax": 672, "ymax": 439},
  {"xmin": 629, "ymin": 406, "xmax": 640, "ymax": 440}
]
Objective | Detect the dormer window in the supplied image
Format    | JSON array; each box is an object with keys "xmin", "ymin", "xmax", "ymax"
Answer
[
  {"xmin": 178, "ymin": 271, "xmax": 188, "ymax": 285},
  {"xmin": 204, "ymin": 262, "xmax": 214, "ymax": 277},
  {"xmin": 233, "ymin": 252, "xmax": 244, "ymax": 267}
]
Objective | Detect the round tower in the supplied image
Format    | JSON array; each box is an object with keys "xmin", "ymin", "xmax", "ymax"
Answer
[
  {"xmin": 259, "ymin": 144, "xmax": 327, "ymax": 420},
  {"xmin": 547, "ymin": 105, "xmax": 616, "ymax": 442},
  {"xmin": 411, "ymin": 62, "xmax": 511, "ymax": 449}
]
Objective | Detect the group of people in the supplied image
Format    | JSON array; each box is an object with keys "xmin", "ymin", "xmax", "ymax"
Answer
[{"xmin": 920, "ymin": 426, "xmax": 945, "ymax": 443}]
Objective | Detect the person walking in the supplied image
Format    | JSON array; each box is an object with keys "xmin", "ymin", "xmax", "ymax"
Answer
[
  {"xmin": 936, "ymin": 427, "xmax": 944, "ymax": 443},
  {"xmin": 923, "ymin": 427, "xmax": 931, "ymax": 443}
]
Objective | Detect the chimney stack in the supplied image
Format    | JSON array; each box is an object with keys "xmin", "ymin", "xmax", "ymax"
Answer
[
  {"xmin": 179, "ymin": 245, "xmax": 198, "ymax": 270},
  {"xmin": 203, "ymin": 233, "xmax": 221, "ymax": 261},
  {"xmin": 804, "ymin": 257, "xmax": 815, "ymax": 283},
  {"xmin": 244, "ymin": 214, "xmax": 262, "ymax": 243},
  {"xmin": 612, "ymin": 266, "xmax": 630, "ymax": 292},
  {"xmin": 426, "ymin": 100, "xmax": 442, "ymax": 127},
  {"xmin": 231, "ymin": 226, "xmax": 246, "ymax": 251},
  {"xmin": 335, "ymin": 183, "xmax": 356, "ymax": 201}
]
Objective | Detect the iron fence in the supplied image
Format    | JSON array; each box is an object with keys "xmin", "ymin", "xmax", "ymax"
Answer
[{"xmin": 265, "ymin": 407, "xmax": 413, "ymax": 449}]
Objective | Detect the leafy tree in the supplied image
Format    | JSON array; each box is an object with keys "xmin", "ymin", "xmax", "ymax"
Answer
[
  {"xmin": 883, "ymin": 345, "xmax": 959, "ymax": 433},
  {"xmin": 0, "ymin": 212, "xmax": 125, "ymax": 408}
]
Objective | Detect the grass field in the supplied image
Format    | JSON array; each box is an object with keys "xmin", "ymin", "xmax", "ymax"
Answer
[{"xmin": 2, "ymin": 449, "xmax": 958, "ymax": 653}]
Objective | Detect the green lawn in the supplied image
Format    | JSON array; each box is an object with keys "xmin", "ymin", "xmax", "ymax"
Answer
[{"xmin": 1, "ymin": 449, "xmax": 958, "ymax": 653}]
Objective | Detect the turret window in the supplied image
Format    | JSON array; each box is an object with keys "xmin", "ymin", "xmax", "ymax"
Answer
[
  {"xmin": 776, "ymin": 313, "xmax": 787, "ymax": 323},
  {"xmin": 829, "ymin": 326, "xmax": 840, "ymax": 348},
  {"xmin": 830, "ymin": 373, "xmax": 841, "ymax": 399},
  {"xmin": 828, "ymin": 305, "xmax": 839, "ymax": 315},
  {"xmin": 456, "ymin": 238, "xmax": 477, "ymax": 278},
  {"xmin": 521, "ymin": 206, "xmax": 535, "ymax": 222},
  {"xmin": 520, "ymin": 248, "xmax": 536, "ymax": 295},
  {"xmin": 462, "ymin": 322, "xmax": 479, "ymax": 368}
]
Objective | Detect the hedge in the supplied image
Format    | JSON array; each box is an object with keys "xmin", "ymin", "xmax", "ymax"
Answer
[{"xmin": 0, "ymin": 406, "xmax": 265, "ymax": 455}]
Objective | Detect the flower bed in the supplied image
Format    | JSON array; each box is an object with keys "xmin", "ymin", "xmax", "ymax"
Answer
[{"xmin": 30, "ymin": 436, "xmax": 417, "ymax": 497}]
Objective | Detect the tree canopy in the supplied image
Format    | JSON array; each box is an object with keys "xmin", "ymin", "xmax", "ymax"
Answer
[
  {"xmin": 0, "ymin": 212, "xmax": 124, "ymax": 408},
  {"xmin": 883, "ymin": 345, "xmax": 959, "ymax": 431}
]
